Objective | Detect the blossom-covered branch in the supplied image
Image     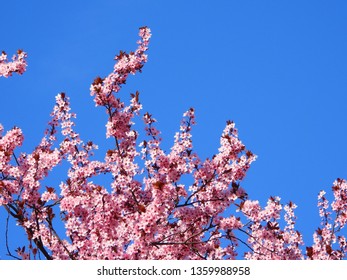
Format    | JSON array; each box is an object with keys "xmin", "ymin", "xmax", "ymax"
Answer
[
  {"xmin": 0, "ymin": 50, "xmax": 27, "ymax": 77},
  {"xmin": 1, "ymin": 27, "xmax": 347, "ymax": 260}
]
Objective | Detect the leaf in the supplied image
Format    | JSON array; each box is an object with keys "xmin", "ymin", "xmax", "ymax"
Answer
[
  {"xmin": 135, "ymin": 90, "xmax": 140, "ymax": 102},
  {"xmin": 33, "ymin": 153, "xmax": 40, "ymax": 161},
  {"xmin": 232, "ymin": 181, "xmax": 239, "ymax": 192},
  {"xmin": 46, "ymin": 186, "xmax": 55, "ymax": 193},
  {"xmin": 267, "ymin": 221, "xmax": 279, "ymax": 230},
  {"xmin": 138, "ymin": 204, "xmax": 146, "ymax": 213},
  {"xmin": 238, "ymin": 201, "xmax": 245, "ymax": 211},
  {"xmin": 326, "ymin": 245, "xmax": 333, "ymax": 255},
  {"xmin": 107, "ymin": 149, "xmax": 114, "ymax": 157},
  {"xmin": 306, "ymin": 246, "xmax": 313, "ymax": 259},
  {"xmin": 92, "ymin": 76, "xmax": 103, "ymax": 85},
  {"xmin": 153, "ymin": 181, "xmax": 165, "ymax": 191},
  {"xmin": 246, "ymin": 150, "xmax": 253, "ymax": 158},
  {"xmin": 115, "ymin": 50, "xmax": 126, "ymax": 60}
]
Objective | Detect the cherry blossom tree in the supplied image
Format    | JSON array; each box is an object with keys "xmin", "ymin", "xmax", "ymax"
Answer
[{"xmin": 1, "ymin": 27, "xmax": 346, "ymax": 260}]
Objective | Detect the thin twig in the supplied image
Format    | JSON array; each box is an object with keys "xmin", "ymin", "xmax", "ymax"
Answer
[{"xmin": 5, "ymin": 212, "xmax": 20, "ymax": 260}]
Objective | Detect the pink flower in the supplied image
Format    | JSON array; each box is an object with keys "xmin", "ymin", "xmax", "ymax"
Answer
[
  {"xmin": 3, "ymin": 26, "xmax": 347, "ymax": 261},
  {"xmin": 0, "ymin": 50, "xmax": 27, "ymax": 77}
]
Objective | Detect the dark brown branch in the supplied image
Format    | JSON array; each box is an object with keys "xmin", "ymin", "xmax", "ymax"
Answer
[{"xmin": 5, "ymin": 212, "xmax": 21, "ymax": 260}]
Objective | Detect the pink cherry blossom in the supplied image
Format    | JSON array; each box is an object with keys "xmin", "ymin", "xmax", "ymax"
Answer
[
  {"xmin": 1, "ymin": 27, "xmax": 347, "ymax": 260},
  {"xmin": 0, "ymin": 50, "xmax": 27, "ymax": 77}
]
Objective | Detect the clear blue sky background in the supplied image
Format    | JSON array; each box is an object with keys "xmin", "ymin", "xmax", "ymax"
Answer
[{"xmin": 1, "ymin": 1, "xmax": 347, "ymax": 259}]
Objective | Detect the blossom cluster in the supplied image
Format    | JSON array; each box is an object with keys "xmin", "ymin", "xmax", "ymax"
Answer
[
  {"xmin": 306, "ymin": 179, "xmax": 347, "ymax": 259},
  {"xmin": 0, "ymin": 50, "xmax": 27, "ymax": 77},
  {"xmin": 1, "ymin": 27, "xmax": 347, "ymax": 260}
]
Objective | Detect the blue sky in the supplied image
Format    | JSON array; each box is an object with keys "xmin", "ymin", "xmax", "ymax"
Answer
[{"xmin": 1, "ymin": 1, "xmax": 347, "ymax": 259}]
